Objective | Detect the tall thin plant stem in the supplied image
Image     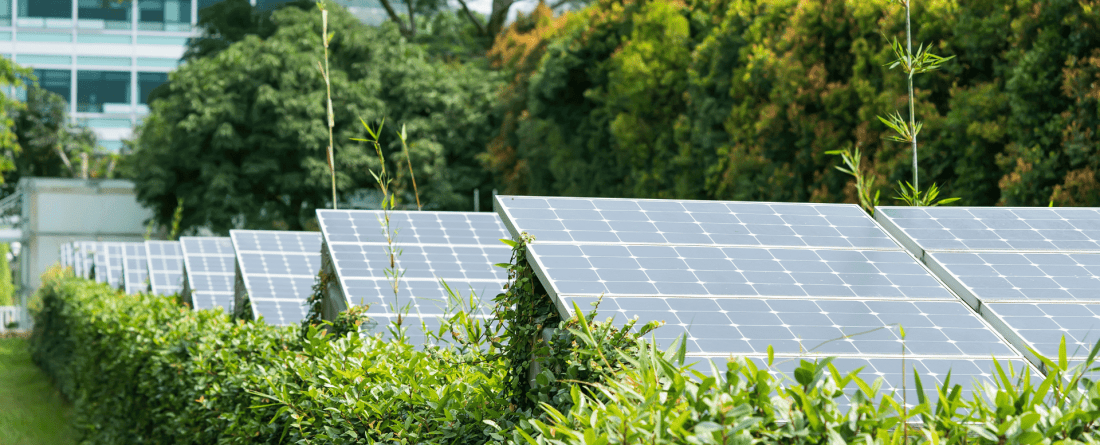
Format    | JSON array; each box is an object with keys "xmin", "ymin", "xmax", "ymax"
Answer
[
  {"xmin": 318, "ymin": 3, "xmax": 337, "ymax": 209},
  {"xmin": 905, "ymin": 0, "xmax": 917, "ymax": 191}
]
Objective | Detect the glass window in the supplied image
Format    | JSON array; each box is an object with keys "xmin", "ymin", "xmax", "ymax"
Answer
[
  {"xmin": 76, "ymin": 70, "xmax": 130, "ymax": 113},
  {"xmin": 0, "ymin": 0, "xmax": 12, "ymax": 26},
  {"xmin": 18, "ymin": 0, "xmax": 72, "ymax": 19},
  {"xmin": 139, "ymin": 0, "xmax": 190, "ymax": 31},
  {"xmin": 33, "ymin": 69, "xmax": 71, "ymax": 102},
  {"xmin": 78, "ymin": 0, "xmax": 131, "ymax": 30},
  {"xmin": 137, "ymin": 72, "xmax": 166, "ymax": 104},
  {"xmin": 196, "ymin": 0, "xmax": 219, "ymax": 11}
]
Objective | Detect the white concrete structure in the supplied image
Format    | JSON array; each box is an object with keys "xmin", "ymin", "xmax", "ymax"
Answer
[{"xmin": 12, "ymin": 177, "xmax": 152, "ymax": 302}]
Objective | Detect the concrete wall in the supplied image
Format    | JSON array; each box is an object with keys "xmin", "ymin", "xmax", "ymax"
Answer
[{"xmin": 19, "ymin": 178, "xmax": 152, "ymax": 301}]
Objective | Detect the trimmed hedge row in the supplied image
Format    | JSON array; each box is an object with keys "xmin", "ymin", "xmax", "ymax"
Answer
[
  {"xmin": 29, "ymin": 268, "xmax": 512, "ymax": 444},
  {"xmin": 29, "ymin": 264, "xmax": 1100, "ymax": 444}
]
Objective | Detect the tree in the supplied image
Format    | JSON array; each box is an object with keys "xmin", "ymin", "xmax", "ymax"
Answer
[
  {"xmin": 0, "ymin": 243, "xmax": 13, "ymax": 306},
  {"xmin": 487, "ymin": 0, "xmax": 1100, "ymax": 207},
  {"xmin": 1, "ymin": 83, "xmax": 102, "ymax": 196},
  {"xmin": 127, "ymin": 6, "xmax": 502, "ymax": 234}
]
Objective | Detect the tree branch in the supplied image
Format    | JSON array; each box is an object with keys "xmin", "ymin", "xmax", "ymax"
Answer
[
  {"xmin": 454, "ymin": 0, "xmax": 487, "ymax": 36},
  {"xmin": 405, "ymin": 0, "xmax": 417, "ymax": 38},
  {"xmin": 377, "ymin": 0, "xmax": 413, "ymax": 37}
]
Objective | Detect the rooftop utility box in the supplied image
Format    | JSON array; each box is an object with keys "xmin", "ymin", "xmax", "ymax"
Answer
[{"xmin": 13, "ymin": 178, "xmax": 153, "ymax": 302}]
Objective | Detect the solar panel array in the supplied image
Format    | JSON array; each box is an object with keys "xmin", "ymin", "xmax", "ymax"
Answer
[
  {"xmin": 120, "ymin": 242, "xmax": 148, "ymax": 294},
  {"xmin": 230, "ymin": 230, "xmax": 322, "ymax": 326},
  {"xmin": 877, "ymin": 206, "xmax": 1100, "ymax": 370},
  {"xmin": 180, "ymin": 237, "xmax": 236, "ymax": 311},
  {"xmin": 145, "ymin": 241, "xmax": 184, "ymax": 296},
  {"xmin": 316, "ymin": 210, "xmax": 513, "ymax": 343},
  {"xmin": 499, "ymin": 196, "xmax": 1032, "ymax": 391}
]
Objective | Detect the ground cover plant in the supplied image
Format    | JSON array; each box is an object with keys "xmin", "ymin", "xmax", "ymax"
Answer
[{"xmin": 29, "ymin": 241, "xmax": 1100, "ymax": 444}]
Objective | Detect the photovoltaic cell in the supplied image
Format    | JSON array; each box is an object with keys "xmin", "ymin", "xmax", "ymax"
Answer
[
  {"xmin": 530, "ymin": 244, "xmax": 952, "ymax": 300},
  {"xmin": 231, "ymin": 230, "xmax": 322, "ymax": 326},
  {"xmin": 145, "ymin": 241, "xmax": 184, "ymax": 296},
  {"xmin": 180, "ymin": 237, "xmax": 236, "ymax": 311},
  {"xmin": 984, "ymin": 303, "xmax": 1100, "ymax": 361},
  {"xmin": 496, "ymin": 196, "xmax": 900, "ymax": 249},
  {"xmin": 929, "ymin": 252, "xmax": 1100, "ymax": 303},
  {"xmin": 877, "ymin": 207, "xmax": 1100, "ymax": 253},
  {"xmin": 572, "ymin": 296, "xmax": 1015, "ymax": 358},
  {"xmin": 120, "ymin": 242, "xmax": 148, "ymax": 294},
  {"xmin": 316, "ymin": 210, "xmax": 513, "ymax": 338}
]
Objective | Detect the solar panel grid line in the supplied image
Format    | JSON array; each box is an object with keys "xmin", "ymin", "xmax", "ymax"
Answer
[
  {"xmin": 495, "ymin": 195, "xmax": 903, "ymax": 251},
  {"xmin": 145, "ymin": 241, "xmax": 184, "ymax": 297},
  {"xmin": 229, "ymin": 230, "xmax": 323, "ymax": 326},
  {"xmin": 875, "ymin": 206, "xmax": 1100, "ymax": 255}
]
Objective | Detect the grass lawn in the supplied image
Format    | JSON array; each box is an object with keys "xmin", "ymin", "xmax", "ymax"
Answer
[{"xmin": 0, "ymin": 335, "xmax": 75, "ymax": 445}]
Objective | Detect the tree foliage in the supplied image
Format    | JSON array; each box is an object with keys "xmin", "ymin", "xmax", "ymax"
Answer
[
  {"xmin": 128, "ymin": 5, "xmax": 503, "ymax": 234},
  {"xmin": 486, "ymin": 0, "xmax": 1100, "ymax": 207},
  {"xmin": 1, "ymin": 83, "xmax": 102, "ymax": 196}
]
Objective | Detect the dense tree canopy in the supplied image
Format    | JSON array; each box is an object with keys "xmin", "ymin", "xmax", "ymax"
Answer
[
  {"xmin": 485, "ymin": 0, "xmax": 1100, "ymax": 207},
  {"xmin": 128, "ymin": 5, "xmax": 502, "ymax": 234}
]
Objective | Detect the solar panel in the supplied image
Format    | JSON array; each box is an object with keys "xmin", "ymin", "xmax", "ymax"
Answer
[
  {"xmin": 144, "ymin": 241, "xmax": 184, "ymax": 296},
  {"xmin": 76, "ymin": 241, "xmax": 97, "ymax": 279},
  {"xmin": 59, "ymin": 243, "xmax": 70, "ymax": 269},
  {"xmin": 102, "ymin": 242, "xmax": 124, "ymax": 289},
  {"xmin": 92, "ymin": 242, "xmax": 110, "ymax": 284},
  {"xmin": 179, "ymin": 237, "xmax": 236, "ymax": 312},
  {"xmin": 495, "ymin": 196, "xmax": 901, "ymax": 249},
  {"xmin": 575, "ymin": 297, "xmax": 1016, "ymax": 357},
  {"xmin": 120, "ymin": 242, "xmax": 148, "ymax": 294},
  {"xmin": 530, "ymin": 244, "xmax": 953, "ymax": 302},
  {"xmin": 230, "ymin": 230, "xmax": 322, "ymax": 326},
  {"xmin": 496, "ymin": 195, "xmax": 1026, "ymax": 372},
  {"xmin": 316, "ymin": 210, "xmax": 513, "ymax": 340},
  {"xmin": 927, "ymin": 252, "xmax": 1100, "ymax": 305},
  {"xmin": 876, "ymin": 207, "xmax": 1100, "ymax": 255},
  {"xmin": 983, "ymin": 303, "xmax": 1100, "ymax": 372}
]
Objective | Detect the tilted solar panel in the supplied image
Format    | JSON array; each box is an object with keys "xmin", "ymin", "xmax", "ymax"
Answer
[
  {"xmin": 496, "ymin": 196, "xmax": 900, "ymax": 249},
  {"xmin": 145, "ymin": 241, "xmax": 184, "ymax": 296},
  {"xmin": 316, "ymin": 210, "xmax": 513, "ymax": 342},
  {"xmin": 876, "ymin": 207, "xmax": 1100, "ymax": 255},
  {"xmin": 180, "ymin": 237, "xmax": 236, "ymax": 312},
  {"xmin": 120, "ymin": 242, "xmax": 148, "ymax": 294},
  {"xmin": 496, "ymin": 195, "xmax": 1032, "ymax": 396},
  {"xmin": 230, "ymin": 230, "xmax": 322, "ymax": 326},
  {"xmin": 877, "ymin": 205, "xmax": 1100, "ymax": 374}
]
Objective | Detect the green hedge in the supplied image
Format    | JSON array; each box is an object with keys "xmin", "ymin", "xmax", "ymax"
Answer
[
  {"xmin": 28, "ymin": 263, "xmax": 1100, "ymax": 444},
  {"xmin": 29, "ymin": 269, "xmax": 513, "ymax": 444}
]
